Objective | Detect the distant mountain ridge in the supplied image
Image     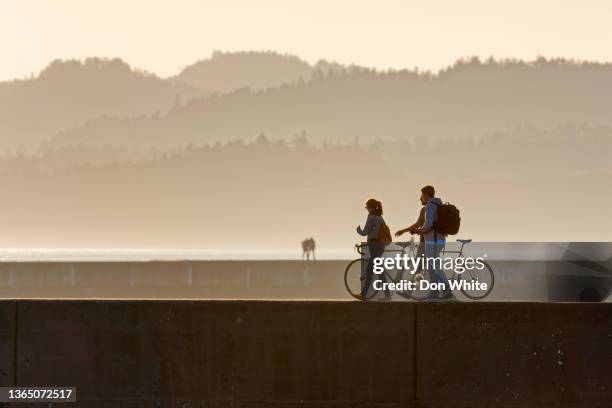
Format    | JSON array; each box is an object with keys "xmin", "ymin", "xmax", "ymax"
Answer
[
  {"xmin": 0, "ymin": 52, "xmax": 353, "ymax": 150},
  {"xmin": 176, "ymin": 50, "xmax": 313, "ymax": 93},
  {"xmin": 175, "ymin": 51, "xmax": 354, "ymax": 94},
  {"xmin": 2, "ymin": 53, "xmax": 612, "ymax": 153},
  {"xmin": 45, "ymin": 57, "xmax": 612, "ymax": 152},
  {"xmin": 0, "ymin": 58, "xmax": 207, "ymax": 149}
]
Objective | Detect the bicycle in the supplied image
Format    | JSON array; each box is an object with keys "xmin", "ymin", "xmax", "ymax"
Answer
[
  {"xmin": 439, "ymin": 239, "xmax": 495, "ymax": 300},
  {"xmin": 344, "ymin": 236, "xmax": 495, "ymax": 300},
  {"xmin": 344, "ymin": 236, "xmax": 428, "ymax": 300}
]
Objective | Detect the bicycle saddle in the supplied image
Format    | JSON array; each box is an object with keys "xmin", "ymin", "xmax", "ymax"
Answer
[
  {"xmin": 395, "ymin": 241, "xmax": 414, "ymax": 248},
  {"xmin": 456, "ymin": 239, "xmax": 472, "ymax": 244}
]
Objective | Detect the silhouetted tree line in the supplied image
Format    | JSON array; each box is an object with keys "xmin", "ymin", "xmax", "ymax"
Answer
[
  {"xmin": 1, "ymin": 124, "xmax": 610, "ymax": 182},
  {"xmin": 3, "ymin": 53, "xmax": 612, "ymax": 152},
  {"xmin": 0, "ymin": 125, "xmax": 609, "ymax": 246},
  {"xmin": 38, "ymin": 57, "xmax": 612, "ymax": 152}
]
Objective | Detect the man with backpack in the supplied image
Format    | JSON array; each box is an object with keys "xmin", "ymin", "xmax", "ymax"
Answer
[
  {"xmin": 397, "ymin": 185, "xmax": 459, "ymax": 300},
  {"xmin": 419, "ymin": 185, "xmax": 458, "ymax": 299}
]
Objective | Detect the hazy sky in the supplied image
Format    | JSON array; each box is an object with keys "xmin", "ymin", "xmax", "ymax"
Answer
[{"xmin": 1, "ymin": 0, "xmax": 610, "ymax": 81}]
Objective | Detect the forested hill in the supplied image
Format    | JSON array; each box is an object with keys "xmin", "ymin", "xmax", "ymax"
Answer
[
  {"xmin": 46, "ymin": 57, "xmax": 612, "ymax": 151},
  {"xmin": 0, "ymin": 51, "xmax": 346, "ymax": 151},
  {"xmin": 176, "ymin": 50, "xmax": 314, "ymax": 93},
  {"xmin": 0, "ymin": 58, "xmax": 207, "ymax": 149}
]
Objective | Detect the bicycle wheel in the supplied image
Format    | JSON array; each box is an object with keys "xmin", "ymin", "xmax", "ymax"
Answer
[
  {"xmin": 458, "ymin": 260, "xmax": 494, "ymax": 300},
  {"xmin": 344, "ymin": 258, "xmax": 377, "ymax": 300},
  {"xmin": 408, "ymin": 270, "xmax": 433, "ymax": 300}
]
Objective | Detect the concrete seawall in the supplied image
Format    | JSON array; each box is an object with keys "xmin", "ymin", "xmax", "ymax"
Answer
[
  {"xmin": 1, "ymin": 260, "xmax": 610, "ymax": 301},
  {"xmin": 1, "ymin": 300, "xmax": 610, "ymax": 407},
  {"xmin": 0, "ymin": 261, "xmax": 348, "ymax": 299}
]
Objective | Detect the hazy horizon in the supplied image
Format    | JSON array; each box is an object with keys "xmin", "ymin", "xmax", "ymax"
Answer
[
  {"xmin": 1, "ymin": 3, "xmax": 611, "ymax": 248},
  {"xmin": 0, "ymin": 53, "xmax": 611, "ymax": 247},
  {"xmin": 2, "ymin": 1, "xmax": 612, "ymax": 81}
]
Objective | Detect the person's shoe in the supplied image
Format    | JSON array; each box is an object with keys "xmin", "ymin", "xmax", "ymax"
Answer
[
  {"xmin": 438, "ymin": 290, "xmax": 456, "ymax": 301},
  {"xmin": 439, "ymin": 288, "xmax": 451, "ymax": 297},
  {"xmin": 354, "ymin": 294, "xmax": 363, "ymax": 301},
  {"xmin": 424, "ymin": 293, "xmax": 440, "ymax": 302}
]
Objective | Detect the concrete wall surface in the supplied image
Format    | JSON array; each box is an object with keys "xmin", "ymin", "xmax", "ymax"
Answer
[
  {"xmin": 416, "ymin": 303, "xmax": 610, "ymax": 408},
  {"xmin": 1, "ymin": 300, "xmax": 610, "ymax": 407},
  {"xmin": 0, "ymin": 300, "xmax": 15, "ymax": 387},
  {"xmin": 1, "ymin": 260, "xmax": 610, "ymax": 301}
]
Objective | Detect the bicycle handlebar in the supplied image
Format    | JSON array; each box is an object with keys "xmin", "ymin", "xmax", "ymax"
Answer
[{"xmin": 355, "ymin": 238, "xmax": 470, "ymax": 256}]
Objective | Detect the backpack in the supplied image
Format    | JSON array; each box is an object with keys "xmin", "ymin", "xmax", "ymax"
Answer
[
  {"xmin": 377, "ymin": 222, "xmax": 393, "ymax": 245},
  {"xmin": 433, "ymin": 202, "xmax": 461, "ymax": 235}
]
